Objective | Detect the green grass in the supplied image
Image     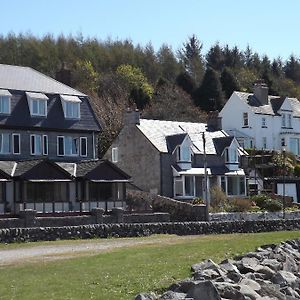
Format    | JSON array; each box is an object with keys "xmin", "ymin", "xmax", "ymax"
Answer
[{"xmin": 0, "ymin": 231, "xmax": 300, "ymax": 300}]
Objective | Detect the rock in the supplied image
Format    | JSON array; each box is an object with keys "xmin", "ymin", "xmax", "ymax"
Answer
[
  {"xmin": 219, "ymin": 259, "xmax": 240, "ymax": 273},
  {"xmin": 272, "ymin": 271, "xmax": 298, "ymax": 288},
  {"xmin": 238, "ymin": 257, "xmax": 260, "ymax": 273},
  {"xmin": 261, "ymin": 259, "xmax": 282, "ymax": 271},
  {"xmin": 173, "ymin": 278, "xmax": 195, "ymax": 293},
  {"xmin": 186, "ymin": 281, "xmax": 221, "ymax": 300},
  {"xmin": 215, "ymin": 282, "xmax": 245, "ymax": 299},
  {"xmin": 259, "ymin": 282, "xmax": 286, "ymax": 300},
  {"xmin": 194, "ymin": 268, "xmax": 220, "ymax": 280},
  {"xmin": 255, "ymin": 266, "xmax": 276, "ymax": 280},
  {"xmin": 135, "ymin": 292, "xmax": 158, "ymax": 300},
  {"xmin": 240, "ymin": 278, "xmax": 261, "ymax": 292},
  {"xmin": 159, "ymin": 291, "xmax": 186, "ymax": 300},
  {"xmin": 239, "ymin": 284, "xmax": 261, "ymax": 300},
  {"xmin": 191, "ymin": 259, "xmax": 220, "ymax": 273}
]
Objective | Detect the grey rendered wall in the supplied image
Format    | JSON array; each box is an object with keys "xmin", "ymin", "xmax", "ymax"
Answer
[
  {"xmin": 104, "ymin": 125, "xmax": 161, "ymax": 194},
  {"xmin": 0, "ymin": 129, "xmax": 95, "ymax": 161}
]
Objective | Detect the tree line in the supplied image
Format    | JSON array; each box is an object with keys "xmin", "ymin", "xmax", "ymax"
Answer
[{"xmin": 1, "ymin": 33, "xmax": 300, "ymax": 155}]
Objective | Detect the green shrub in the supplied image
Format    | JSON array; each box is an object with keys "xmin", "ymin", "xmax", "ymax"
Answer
[
  {"xmin": 260, "ymin": 198, "xmax": 282, "ymax": 212},
  {"xmin": 227, "ymin": 198, "xmax": 252, "ymax": 212},
  {"xmin": 251, "ymin": 194, "xmax": 269, "ymax": 208},
  {"xmin": 294, "ymin": 164, "xmax": 300, "ymax": 177}
]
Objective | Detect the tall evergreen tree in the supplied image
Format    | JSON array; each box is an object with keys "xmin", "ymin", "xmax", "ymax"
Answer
[
  {"xmin": 206, "ymin": 43, "xmax": 225, "ymax": 71},
  {"xmin": 220, "ymin": 67, "xmax": 240, "ymax": 99},
  {"xmin": 175, "ymin": 71, "xmax": 195, "ymax": 95},
  {"xmin": 285, "ymin": 55, "xmax": 300, "ymax": 83},
  {"xmin": 194, "ymin": 68, "xmax": 224, "ymax": 111},
  {"xmin": 178, "ymin": 35, "xmax": 205, "ymax": 84}
]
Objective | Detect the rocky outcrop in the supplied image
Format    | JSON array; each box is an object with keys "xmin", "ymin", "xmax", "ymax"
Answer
[{"xmin": 135, "ymin": 239, "xmax": 300, "ymax": 299}]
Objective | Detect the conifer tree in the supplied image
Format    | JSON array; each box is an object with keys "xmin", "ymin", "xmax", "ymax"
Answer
[{"xmin": 220, "ymin": 67, "xmax": 240, "ymax": 99}]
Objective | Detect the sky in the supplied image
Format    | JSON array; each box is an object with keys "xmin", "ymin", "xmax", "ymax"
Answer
[{"xmin": 1, "ymin": 0, "xmax": 300, "ymax": 60}]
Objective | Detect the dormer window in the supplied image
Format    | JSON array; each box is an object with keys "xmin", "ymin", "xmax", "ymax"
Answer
[
  {"xmin": 282, "ymin": 113, "xmax": 292, "ymax": 128},
  {"xmin": 177, "ymin": 145, "xmax": 191, "ymax": 162},
  {"xmin": 0, "ymin": 89, "xmax": 11, "ymax": 114},
  {"xmin": 26, "ymin": 92, "xmax": 48, "ymax": 117},
  {"xmin": 60, "ymin": 95, "xmax": 81, "ymax": 119},
  {"xmin": 225, "ymin": 148, "xmax": 238, "ymax": 163}
]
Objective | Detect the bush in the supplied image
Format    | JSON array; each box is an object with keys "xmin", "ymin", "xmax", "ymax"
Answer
[
  {"xmin": 294, "ymin": 164, "xmax": 300, "ymax": 177},
  {"xmin": 192, "ymin": 198, "xmax": 205, "ymax": 205},
  {"xmin": 251, "ymin": 194, "xmax": 269, "ymax": 207},
  {"xmin": 210, "ymin": 186, "xmax": 228, "ymax": 212},
  {"xmin": 251, "ymin": 194, "xmax": 282, "ymax": 212},
  {"xmin": 227, "ymin": 198, "xmax": 252, "ymax": 212}
]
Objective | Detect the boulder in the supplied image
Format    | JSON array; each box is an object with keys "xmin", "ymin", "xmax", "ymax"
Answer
[
  {"xmin": 158, "ymin": 291, "xmax": 186, "ymax": 300},
  {"xmin": 135, "ymin": 292, "xmax": 158, "ymax": 300},
  {"xmin": 191, "ymin": 259, "xmax": 220, "ymax": 273},
  {"xmin": 186, "ymin": 281, "xmax": 221, "ymax": 300}
]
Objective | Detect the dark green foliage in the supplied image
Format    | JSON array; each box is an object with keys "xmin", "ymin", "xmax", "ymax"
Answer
[
  {"xmin": 176, "ymin": 71, "xmax": 195, "ymax": 95},
  {"xmin": 194, "ymin": 68, "xmax": 224, "ymax": 111},
  {"xmin": 130, "ymin": 87, "xmax": 151, "ymax": 110},
  {"xmin": 206, "ymin": 43, "xmax": 225, "ymax": 71},
  {"xmin": 251, "ymin": 194, "xmax": 282, "ymax": 212},
  {"xmin": 285, "ymin": 55, "xmax": 300, "ymax": 83},
  {"xmin": 221, "ymin": 67, "xmax": 240, "ymax": 99},
  {"xmin": 294, "ymin": 164, "xmax": 300, "ymax": 177}
]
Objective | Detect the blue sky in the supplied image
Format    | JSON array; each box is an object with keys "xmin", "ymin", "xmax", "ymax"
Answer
[{"xmin": 1, "ymin": 0, "xmax": 300, "ymax": 60}]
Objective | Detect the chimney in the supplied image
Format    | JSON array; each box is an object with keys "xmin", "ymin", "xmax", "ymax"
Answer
[
  {"xmin": 56, "ymin": 62, "xmax": 71, "ymax": 86},
  {"xmin": 207, "ymin": 111, "xmax": 222, "ymax": 131},
  {"xmin": 124, "ymin": 108, "xmax": 140, "ymax": 125},
  {"xmin": 253, "ymin": 80, "xmax": 269, "ymax": 105}
]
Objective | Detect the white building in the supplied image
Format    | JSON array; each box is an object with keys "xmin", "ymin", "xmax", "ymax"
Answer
[{"xmin": 220, "ymin": 83, "xmax": 300, "ymax": 155}]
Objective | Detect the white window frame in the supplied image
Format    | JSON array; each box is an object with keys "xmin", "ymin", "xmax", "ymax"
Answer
[
  {"xmin": 12, "ymin": 133, "xmax": 20, "ymax": 155},
  {"xmin": 43, "ymin": 135, "xmax": 48, "ymax": 155},
  {"xmin": 261, "ymin": 117, "xmax": 266, "ymax": 127},
  {"xmin": 30, "ymin": 99, "xmax": 47, "ymax": 117},
  {"xmin": 30, "ymin": 134, "xmax": 42, "ymax": 156},
  {"xmin": 0, "ymin": 96, "xmax": 11, "ymax": 114},
  {"xmin": 57, "ymin": 136, "xmax": 65, "ymax": 156},
  {"xmin": 80, "ymin": 137, "xmax": 88, "ymax": 157},
  {"xmin": 112, "ymin": 147, "xmax": 118, "ymax": 163},
  {"xmin": 62, "ymin": 101, "xmax": 80, "ymax": 119}
]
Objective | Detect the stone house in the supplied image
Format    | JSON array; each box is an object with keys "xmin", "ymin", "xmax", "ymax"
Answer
[
  {"xmin": 0, "ymin": 64, "xmax": 130, "ymax": 214},
  {"xmin": 104, "ymin": 110, "xmax": 247, "ymax": 201}
]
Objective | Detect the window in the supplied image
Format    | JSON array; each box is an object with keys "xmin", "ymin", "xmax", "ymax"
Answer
[
  {"xmin": 43, "ymin": 135, "xmax": 48, "ymax": 155},
  {"xmin": 243, "ymin": 112, "xmax": 248, "ymax": 127},
  {"xmin": 282, "ymin": 113, "xmax": 286, "ymax": 127},
  {"xmin": 261, "ymin": 117, "xmax": 266, "ymax": 127},
  {"xmin": 80, "ymin": 137, "xmax": 87, "ymax": 157},
  {"xmin": 0, "ymin": 133, "xmax": 11, "ymax": 154},
  {"xmin": 174, "ymin": 177, "xmax": 183, "ymax": 197},
  {"xmin": 89, "ymin": 182, "xmax": 112, "ymax": 202},
  {"xmin": 0, "ymin": 96, "xmax": 10, "ymax": 114},
  {"xmin": 12, "ymin": 134, "xmax": 20, "ymax": 154},
  {"xmin": 31, "ymin": 99, "xmax": 47, "ymax": 116},
  {"xmin": 57, "ymin": 136, "xmax": 79, "ymax": 156},
  {"xmin": 289, "ymin": 138, "xmax": 299, "ymax": 155},
  {"xmin": 281, "ymin": 138, "xmax": 286, "ymax": 147},
  {"xmin": 184, "ymin": 176, "xmax": 194, "ymax": 197},
  {"xmin": 221, "ymin": 176, "xmax": 226, "ymax": 193},
  {"xmin": 30, "ymin": 135, "xmax": 42, "ymax": 155},
  {"xmin": 112, "ymin": 147, "xmax": 118, "ymax": 163},
  {"xmin": 227, "ymin": 176, "xmax": 245, "ymax": 196},
  {"xmin": 181, "ymin": 145, "xmax": 191, "ymax": 162},
  {"xmin": 27, "ymin": 182, "xmax": 67, "ymax": 202},
  {"xmin": 225, "ymin": 148, "xmax": 238, "ymax": 163},
  {"xmin": 287, "ymin": 114, "xmax": 292, "ymax": 128},
  {"xmin": 262, "ymin": 137, "xmax": 267, "ymax": 149},
  {"xmin": 61, "ymin": 99, "xmax": 80, "ymax": 119}
]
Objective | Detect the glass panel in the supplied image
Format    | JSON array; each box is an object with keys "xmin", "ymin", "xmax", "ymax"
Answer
[
  {"xmin": 39, "ymin": 100, "xmax": 46, "ymax": 115},
  {"xmin": 13, "ymin": 135, "xmax": 20, "ymax": 154},
  {"xmin": 0, "ymin": 96, "xmax": 9, "ymax": 113},
  {"xmin": 81, "ymin": 138, "xmax": 87, "ymax": 156},
  {"xmin": 181, "ymin": 145, "xmax": 190, "ymax": 161},
  {"xmin": 227, "ymin": 177, "xmax": 239, "ymax": 196},
  {"xmin": 65, "ymin": 137, "xmax": 72, "ymax": 155},
  {"xmin": 58, "ymin": 137, "xmax": 64, "ymax": 155},
  {"xmin": 289, "ymin": 138, "xmax": 299, "ymax": 155},
  {"xmin": 174, "ymin": 178, "xmax": 183, "ymax": 196},
  {"xmin": 239, "ymin": 177, "xmax": 245, "ymax": 195},
  {"xmin": 195, "ymin": 176, "xmax": 203, "ymax": 197},
  {"xmin": 27, "ymin": 182, "xmax": 67, "ymax": 202},
  {"xmin": 89, "ymin": 182, "xmax": 112, "ymax": 201},
  {"xmin": 221, "ymin": 176, "xmax": 226, "ymax": 192},
  {"xmin": 43, "ymin": 136, "xmax": 48, "ymax": 155},
  {"xmin": 32, "ymin": 100, "xmax": 39, "ymax": 114},
  {"xmin": 2, "ymin": 133, "xmax": 10, "ymax": 153},
  {"xmin": 35, "ymin": 135, "xmax": 42, "ymax": 155},
  {"xmin": 184, "ymin": 176, "xmax": 194, "ymax": 196},
  {"xmin": 72, "ymin": 138, "xmax": 78, "ymax": 155}
]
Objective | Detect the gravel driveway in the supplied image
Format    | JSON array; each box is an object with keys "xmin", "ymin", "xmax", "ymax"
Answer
[{"xmin": 0, "ymin": 235, "xmax": 197, "ymax": 266}]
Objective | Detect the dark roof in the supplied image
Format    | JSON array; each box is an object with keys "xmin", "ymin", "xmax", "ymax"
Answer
[
  {"xmin": 210, "ymin": 166, "xmax": 229, "ymax": 175},
  {"xmin": 166, "ymin": 133, "xmax": 187, "ymax": 153},
  {"xmin": 0, "ymin": 91, "xmax": 100, "ymax": 132},
  {"xmin": 213, "ymin": 136, "xmax": 234, "ymax": 155},
  {"xmin": 13, "ymin": 159, "xmax": 72, "ymax": 180},
  {"xmin": 76, "ymin": 160, "xmax": 131, "ymax": 181},
  {"xmin": 0, "ymin": 64, "xmax": 85, "ymax": 96}
]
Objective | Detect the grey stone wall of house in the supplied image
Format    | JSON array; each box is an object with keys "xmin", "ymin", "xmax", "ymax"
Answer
[
  {"xmin": 0, "ymin": 129, "xmax": 95, "ymax": 161},
  {"xmin": 1, "ymin": 218, "xmax": 300, "ymax": 243},
  {"xmin": 104, "ymin": 125, "xmax": 161, "ymax": 193},
  {"xmin": 160, "ymin": 153, "xmax": 175, "ymax": 197}
]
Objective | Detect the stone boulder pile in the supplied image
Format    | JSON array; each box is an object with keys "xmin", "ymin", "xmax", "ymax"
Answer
[{"xmin": 135, "ymin": 239, "xmax": 300, "ymax": 300}]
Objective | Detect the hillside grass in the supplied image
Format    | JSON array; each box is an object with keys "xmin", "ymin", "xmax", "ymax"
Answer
[{"xmin": 0, "ymin": 231, "xmax": 300, "ymax": 300}]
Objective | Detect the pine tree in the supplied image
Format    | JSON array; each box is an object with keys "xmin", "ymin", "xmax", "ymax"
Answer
[
  {"xmin": 206, "ymin": 43, "xmax": 225, "ymax": 71},
  {"xmin": 220, "ymin": 68, "xmax": 240, "ymax": 99},
  {"xmin": 194, "ymin": 68, "xmax": 224, "ymax": 111},
  {"xmin": 175, "ymin": 71, "xmax": 195, "ymax": 95}
]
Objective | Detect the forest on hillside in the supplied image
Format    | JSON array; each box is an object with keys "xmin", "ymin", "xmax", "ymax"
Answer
[{"xmin": 1, "ymin": 33, "xmax": 300, "ymax": 155}]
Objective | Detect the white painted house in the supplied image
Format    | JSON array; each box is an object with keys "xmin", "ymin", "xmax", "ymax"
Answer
[{"xmin": 220, "ymin": 83, "xmax": 300, "ymax": 155}]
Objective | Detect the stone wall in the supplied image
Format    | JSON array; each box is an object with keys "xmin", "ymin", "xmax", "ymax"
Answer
[
  {"xmin": 210, "ymin": 210, "xmax": 300, "ymax": 222},
  {"xmin": 152, "ymin": 195, "xmax": 207, "ymax": 221},
  {"xmin": 0, "ymin": 218, "xmax": 300, "ymax": 243}
]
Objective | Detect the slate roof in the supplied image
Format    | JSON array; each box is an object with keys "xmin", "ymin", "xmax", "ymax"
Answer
[
  {"xmin": 213, "ymin": 136, "xmax": 235, "ymax": 155},
  {"xmin": 0, "ymin": 64, "xmax": 85, "ymax": 96},
  {"xmin": 0, "ymin": 159, "xmax": 130, "ymax": 181},
  {"xmin": 136, "ymin": 119, "xmax": 228, "ymax": 155},
  {"xmin": 166, "ymin": 133, "xmax": 187, "ymax": 153},
  {"xmin": 234, "ymin": 91, "xmax": 300, "ymax": 117},
  {"xmin": 0, "ymin": 65, "xmax": 101, "ymax": 132}
]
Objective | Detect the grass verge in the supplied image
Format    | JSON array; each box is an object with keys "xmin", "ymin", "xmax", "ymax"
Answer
[{"xmin": 0, "ymin": 231, "xmax": 299, "ymax": 300}]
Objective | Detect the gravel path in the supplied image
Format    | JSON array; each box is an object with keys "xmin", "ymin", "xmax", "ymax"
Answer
[{"xmin": 0, "ymin": 236, "xmax": 197, "ymax": 266}]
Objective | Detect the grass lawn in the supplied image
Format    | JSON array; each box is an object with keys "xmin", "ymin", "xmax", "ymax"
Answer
[{"xmin": 0, "ymin": 231, "xmax": 300, "ymax": 300}]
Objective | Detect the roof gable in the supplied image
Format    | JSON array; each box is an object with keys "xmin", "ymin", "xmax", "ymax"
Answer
[
  {"xmin": 166, "ymin": 133, "xmax": 188, "ymax": 153},
  {"xmin": 213, "ymin": 136, "xmax": 235, "ymax": 155}
]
